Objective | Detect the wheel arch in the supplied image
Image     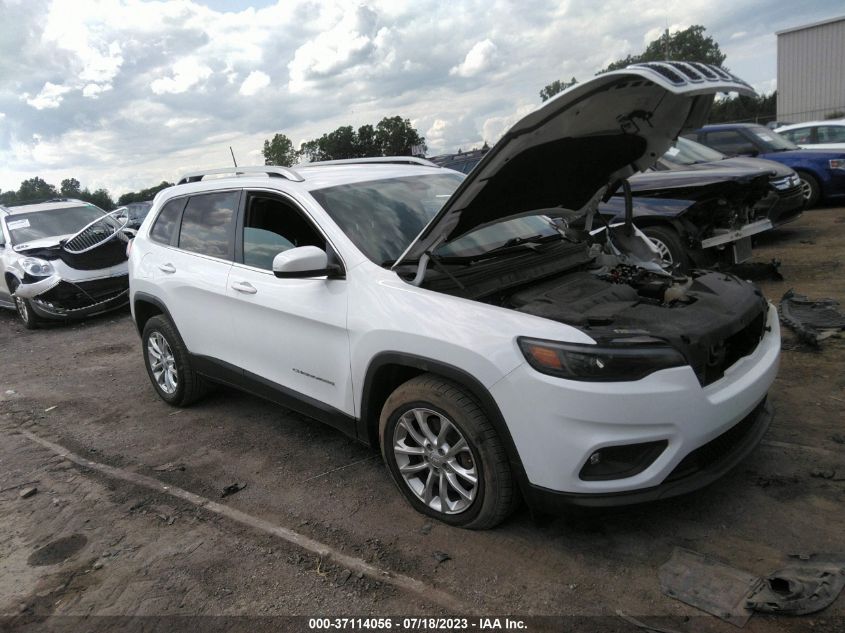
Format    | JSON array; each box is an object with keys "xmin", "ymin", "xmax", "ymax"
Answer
[
  {"xmin": 132, "ymin": 291, "xmax": 173, "ymax": 336},
  {"xmin": 358, "ymin": 352, "xmax": 530, "ymax": 494}
]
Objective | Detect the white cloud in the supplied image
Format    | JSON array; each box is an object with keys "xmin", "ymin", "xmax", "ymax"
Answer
[
  {"xmin": 151, "ymin": 57, "xmax": 213, "ymax": 95},
  {"xmin": 82, "ymin": 83, "xmax": 112, "ymax": 98},
  {"xmin": 24, "ymin": 82, "xmax": 73, "ymax": 110},
  {"xmin": 450, "ymin": 39, "xmax": 497, "ymax": 78},
  {"xmin": 239, "ymin": 70, "xmax": 271, "ymax": 96}
]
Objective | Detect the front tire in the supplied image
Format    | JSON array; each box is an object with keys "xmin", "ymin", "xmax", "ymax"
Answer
[
  {"xmin": 796, "ymin": 171, "xmax": 820, "ymax": 208},
  {"xmin": 14, "ymin": 295, "xmax": 40, "ymax": 329},
  {"xmin": 642, "ymin": 225, "xmax": 689, "ymax": 272},
  {"xmin": 142, "ymin": 315, "xmax": 211, "ymax": 407},
  {"xmin": 379, "ymin": 374, "xmax": 517, "ymax": 529}
]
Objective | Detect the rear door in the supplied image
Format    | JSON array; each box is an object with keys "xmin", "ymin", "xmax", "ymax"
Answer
[
  {"xmin": 225, "ymin": 189, "xmax": 353, "ymax": 418},
  {"xmin": 144, "ymin": 190, "xmax": 240, "ymax": 363}
]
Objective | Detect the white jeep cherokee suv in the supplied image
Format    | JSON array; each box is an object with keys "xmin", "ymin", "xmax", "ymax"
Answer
[{"xmin": 129, "ymin": 62, "xmax": 780, "ymax": 528}]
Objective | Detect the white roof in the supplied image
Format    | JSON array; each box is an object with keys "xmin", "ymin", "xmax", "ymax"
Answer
[{"xmin": 776, "ymin": 119, "xmax": 845, "ymax": 132}]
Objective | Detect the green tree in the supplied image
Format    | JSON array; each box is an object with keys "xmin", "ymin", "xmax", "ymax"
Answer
[
  {"xmin": 60, "ymin": 177, "xmax": 81, "ymax": 197},
  {"xmin": 708, "ymin": 91, "xmax": 777, "ymax": 125},
  {"xmin": 375, "ymin": 116, "xmax": 426, "ymax": 156},
  {"xmin": 356, "ymin": 124, "xmax": 379, "ymax": 157},
  {"xmin": 540, "ymin": 77, "xmax": 578, "ymax": 102},
  {"xmin": 298, "ymin": 139, "xmax": 327, "ymax": 163},
  {"xmin": 117, "ymin": 181, "xmax": 173, "ymax": 205},
  {"xmin": 78, "ymin": 187, "xmax": 115, "ymax": 211},
  {"xmin": 601, "ymin": 25, "xmax": 726, "ymax": 73},
  {"xmin": 262, "ymin": 133, "xmax": 299, "ymax": 166},
  {"xmin": 17, "ymin": 177, "xmax": 58, "ymax": 203}
]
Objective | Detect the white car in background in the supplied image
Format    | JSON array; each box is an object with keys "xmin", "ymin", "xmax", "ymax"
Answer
[
  {"xmin": 129, "ymin": 62, "xmax": 779, "ymax": 529},
  {"xmin": 0, "ymin": 199, "xmax": 131, "ymax": 328},
  {"xmin": 775, "ymin": 120, "xmax": 845, "ymax": 151}
]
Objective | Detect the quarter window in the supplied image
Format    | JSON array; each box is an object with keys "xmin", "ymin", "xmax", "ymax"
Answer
[
  {"xmin": 818, "ymin": 126, "xmax": 845, "ymax": 143},
  {"xmin": 178, "ymin": 191, "xmax": 239, "ymax": 259},
  {"xmin": 242, "ymin": 195, "xmax": 324, "ymax": 270},
  {"xmin": 150, "ymin": 198, "xmax": 185, "ymax": 245}
]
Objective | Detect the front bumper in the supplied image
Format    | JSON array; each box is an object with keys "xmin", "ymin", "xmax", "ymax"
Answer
[
  {"xmin": 24, "ymin": 275, "xmax": 129, "ymax": 320},
  {"xmin": 491, "ymin": 303, "xmax": 780, "ymax": 503},
  {"xmin": 766, "ymin": 187, "xmax": 804, "ymax": 227}
]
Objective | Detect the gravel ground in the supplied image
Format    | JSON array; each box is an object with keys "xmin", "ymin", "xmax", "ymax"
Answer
[{"xmin": 1, "ymin": 206, "xmax": 844, "ymax": 632}]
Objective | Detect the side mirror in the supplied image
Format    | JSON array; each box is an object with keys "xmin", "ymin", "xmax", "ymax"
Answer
[{"xmin": 272, "ymin": 245, "xmax": 344, "ymax": 279}]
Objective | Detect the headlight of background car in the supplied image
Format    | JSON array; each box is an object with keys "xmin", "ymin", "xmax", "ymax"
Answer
[
  {"xmin": 829, "ymin": 159, "xmax": 845, "ymax": 170},
  {"xmin": 20, "ymin": 257, "xmax": 55, "ymax": 277},
  {"xmin": 518, "ymin": 337, "xmax": 686, "ymax": 382}
]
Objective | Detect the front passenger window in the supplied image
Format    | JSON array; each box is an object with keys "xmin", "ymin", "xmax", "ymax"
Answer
[{"xmin": 242, "ymin": 195, "xmax": 325, "ymax": 271}]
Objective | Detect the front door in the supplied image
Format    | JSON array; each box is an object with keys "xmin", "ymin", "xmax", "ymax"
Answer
[{"xmin": 225, "ymin": 190, "xmax": 353, "ymax": 418}]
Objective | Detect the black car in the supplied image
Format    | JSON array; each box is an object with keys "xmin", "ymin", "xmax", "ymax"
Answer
[{"xmin": 427, "ymin": 149, "xmax": 487, "ymax": 174}]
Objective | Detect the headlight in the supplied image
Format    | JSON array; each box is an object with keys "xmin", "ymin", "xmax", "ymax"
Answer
[
  {"xmin": 20, "ymin": 257, "xmax": 55, "ymax": 277},
  {"xmin": 829, "ymin": 159, "xmax": 845, "ymax": 170},
  {"xmin": 518, "ymin": 337, "xmax": 687, "ymax": 382}
]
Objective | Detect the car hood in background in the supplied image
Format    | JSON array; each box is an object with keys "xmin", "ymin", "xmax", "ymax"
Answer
[
  {"xmin": 393, "ymin": 61, "xmax": 754, "ymax": 267},
  {"xmin": 663, "ymin": 156, "xmax": 794, "ymax": 179}
]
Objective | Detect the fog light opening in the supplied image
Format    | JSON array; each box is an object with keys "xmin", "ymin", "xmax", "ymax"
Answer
[{"xmin": 579, "ymin": 440, "xmax": 668, "ymax": 481}]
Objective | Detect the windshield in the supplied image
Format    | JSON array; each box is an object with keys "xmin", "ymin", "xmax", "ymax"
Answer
[
  {"xmin": 662, "ymin": 137, "xmax": 726, "ymax": 166},
  {"xmin": 313, "ymin": 174, "xmax": 564, "ymax": 264},
  {"xmin": 311, "ymin": 174, "xmax": 463, "ymax": 264},
  {"xmin": 748, "ymin": 126, "xmax": 799, "ymax": 152},
  {"xmin": 5, "ymin": 205, "xmax": 107, "ymax": 245}
]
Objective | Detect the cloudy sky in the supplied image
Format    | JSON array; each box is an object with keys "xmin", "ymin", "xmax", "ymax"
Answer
[{"xmin": 0, "ymin": 0, "xmax": 841, "ymax": 198}]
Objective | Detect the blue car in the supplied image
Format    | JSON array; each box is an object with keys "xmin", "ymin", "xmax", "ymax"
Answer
[{"xmin": 684, "ymin": 123, "xmax": 845, "ymax": 207}]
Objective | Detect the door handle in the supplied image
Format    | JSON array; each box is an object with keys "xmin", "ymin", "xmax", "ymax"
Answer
[
  {"xmin": 158, "ymin": 263, "xmax": 176, "ymax": 274},
  {"xmin": 231, "ymin": 281, "xmax": 257, "ymax": 295}
]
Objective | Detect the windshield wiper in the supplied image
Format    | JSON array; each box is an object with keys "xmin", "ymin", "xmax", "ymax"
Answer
[{"xmin": 484, "ymin": 232, "xmax": 564, "ymax": 255}]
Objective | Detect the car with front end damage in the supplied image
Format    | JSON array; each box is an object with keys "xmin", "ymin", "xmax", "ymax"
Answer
[
  {"xmin": 597, "ymin": 137, "xmax": 804, "ymax": 270},
  {"xmin": 0, "ymin": 199, "xmax": 131, "ymax": 328},
  {"xmin": 129, "ymin": 61, "xmax": 779, "ymax": 529}
]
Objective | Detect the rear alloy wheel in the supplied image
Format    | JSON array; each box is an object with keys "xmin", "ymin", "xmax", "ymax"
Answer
[
  {"xmin": 642, "ymin": 225, "xmax": 689, "ymax": 273},
  {"xmin": 14, "ymin": 295, "xmax": 40, "ymax": 329},
  {"xmin": 379, "ymin": 374, "xmax": 517, "ymax": 529},
  {"xmin": 797, "ymin": 171, "xmax": 820, "ymax": 208},
  {"xmin": 142, "ymin": 315, "xmax": 211, "ymax": 407}
]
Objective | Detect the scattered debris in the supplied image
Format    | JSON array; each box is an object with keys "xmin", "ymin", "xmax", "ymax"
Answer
[
  {"xmin": 420, "ymin": 522, "xmax": 432, "ymax": 535},
  {"xmin": 831, "ymin": 434, "xmax": 845, "ymax": 445},
  {"xmin": 153, "ymin": 462, "xmax": 186, "ymax": 472},
  {"xmin": 659, "ymin": 547, "xmax": 759, "ymax": 627},
  {"xmin": 221, "ymin": 482, "xmax": 247, "ymax": 498},
  {"xmin": 92, "ymin": 561, "xmax": 104, "ymax": 570},
  {"xmin": 44, "ymin": 405, "xmax": 57, "ymax": 412},
  {"xmin": 779, "ymin": 289, "xmax": 845, "ymax": 346},
  {"xmin": 0, "ymin": 479, "xmax": 40, "ymax": 494},
  {"xmin": 301, "ymin": 454, "xmax": 379, "ymax": 483},
  {"xmin": 19, "ymin": 486, "xmax": 38, "ymax": 499},
  {"xmin": 4, "ymin": 390, "xmax": 15, "ymax": 396},
  {"xmin": 336, "ymin": 569, "xmax": 352, "ymax": 586},
  {"xmin": 433, "ymin": 551, "xmax": 451, "ymax": 564},
  {"xmin": 746, "ymin": 556, "xmax": 845, "ymax": 615},
  {"xmin": 615, "ymin": 610, "xmax": 683, "ymax": 633},
  {"xmin": 728, "ymin": 259, "xmax": 783, "ymax": 282},
  {"xmin": 810, "ymin": 469, "xmax": 838, "ymax": 480}
]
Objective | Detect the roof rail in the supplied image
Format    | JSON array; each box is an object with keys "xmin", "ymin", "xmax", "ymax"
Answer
[
  {"xmin": 176, "ymin": 166, "xmax": 304, "ymax": 185},
  {"xmin": 296, "ymin": 157, "xmax": 439, "ymax": 168}
]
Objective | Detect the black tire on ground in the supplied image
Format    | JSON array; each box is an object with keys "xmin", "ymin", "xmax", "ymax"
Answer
[
  {"xmin": 14, "ymin": 295, "xmax": 40, "ymax": 329},
  {"xmin": 641, "ymin": 225, "xmax": 689, "ymax": 273},
  {"xmin": 796, "ymin": 171, "xmax": 821, "ymax": 208},
  {"xmin": 141, "ymin": 315, "xmax": 211, "ymax": 407},
  {"xmin": 379, "ymin": 374, "xmax": 518, "ymax": 529}
]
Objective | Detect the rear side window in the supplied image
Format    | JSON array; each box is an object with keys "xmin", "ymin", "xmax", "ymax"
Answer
[
  {"xmin": 179, "ymin": 191, "xmax": 239, "ymax": 260},
  {"xmin": 150, "ymin": 198, "xmax": 185, "ymax": 245},
  {"xmin": 818, "ymin": 126, "xmax": 845, "ymax": 143}
]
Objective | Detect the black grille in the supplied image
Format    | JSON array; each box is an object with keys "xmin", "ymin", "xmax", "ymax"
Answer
[
  {"xmin": 671, "ymin": 62, "xmax": 704, "ymax": 82},
  {"xmin": 37, "ymin": 276, "xmax": 128, "ymax": 310},
  {"xmin": 699, "ymin": 310, "xmax": 766, "ymax": 386},
  {"xmin": 639, "ymin": 63, "xmax": 685, "ymax": 85},
  {"xmin": 667, "ymin": 399, "xmax": 765, "ymax": 482}
]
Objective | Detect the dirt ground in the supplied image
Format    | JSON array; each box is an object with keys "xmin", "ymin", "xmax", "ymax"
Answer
[{"xmin": 1, "ymin": 206, "xmax": 844, "ymax": 632}]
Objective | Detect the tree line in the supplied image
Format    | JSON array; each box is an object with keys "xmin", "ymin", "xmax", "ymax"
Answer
[
  {"xmin": 0, "ymin": 176, "xmax": 174, "ymax": 209},
  {"xmin": 262, "ymin": 115, "xmax": 426, "ymax": 166}
]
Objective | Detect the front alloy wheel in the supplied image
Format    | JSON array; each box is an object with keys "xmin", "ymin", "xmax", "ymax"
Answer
[
  {"xmin": 393, "ymin": 407, "xmax": 478, "ymax": 515},
  {"xmin": 380, "ymin": 374, "xmax": 517, "ymax": 529},
  {"xmin": 14, "ymin": 295, "xmax": 39, "ymax": 329}
]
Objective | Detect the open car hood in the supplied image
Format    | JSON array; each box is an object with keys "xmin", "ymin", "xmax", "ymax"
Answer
[{"xmin": 393, "ymin": 61, "xmax": 754, "ymax": 268}]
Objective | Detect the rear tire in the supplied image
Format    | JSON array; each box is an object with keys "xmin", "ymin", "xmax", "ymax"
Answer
[
  {"xmin": 796, "ymin": 171, "xmax": 820, "ymax": 208},
  {"xmin": 379, "ymin": 374, "xmax": 517, "ymax": 529},
  {"xmin": 142, "ymin": 315, "xmax": 211, "ymax": 407},
  {"xmin": 642, "ymin": 225, "xmax": 689, "ymax": 272}
]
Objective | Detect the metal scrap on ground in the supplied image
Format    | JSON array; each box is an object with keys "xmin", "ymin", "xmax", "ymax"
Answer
[{"xmin": 779, "ymin": 289, "xmax": 845, "ymax": 346}]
